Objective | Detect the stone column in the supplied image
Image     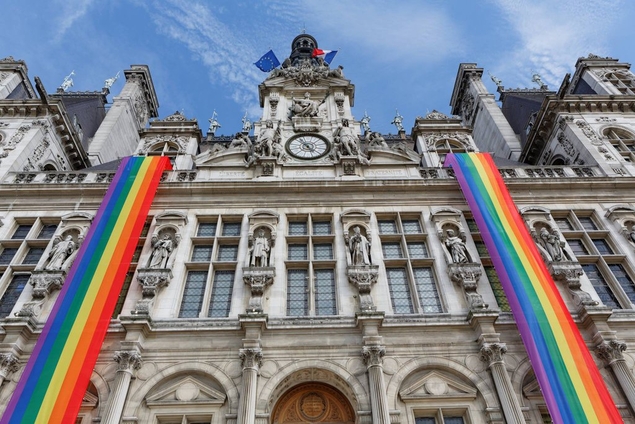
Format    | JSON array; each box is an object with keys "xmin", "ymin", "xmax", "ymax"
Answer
[
  {"xmin": 237, "ymin": 348, "xmax": 262, "ymax": 424},
  {"xmin": 597, "ymin": 340, "xmax": 635, "ymax": 411},
  {"xmin": 480, "ymin": 343, "xmax": 526, "ymax": 424},
  {"xmin": 102, "ymin": 350, "xmax": 142, "ymax": 424},
  {"xmin": 0, "ymin": 353, "xmax": 19, "ymax": 385},
  {"xmin": 362, "ymin": 346, "xmax": 391, "ymax": 424}
]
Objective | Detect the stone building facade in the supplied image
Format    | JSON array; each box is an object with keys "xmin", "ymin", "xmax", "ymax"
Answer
[{"xmin": 1, "ymin": 35, "xmax": 635, "ymax": 423}]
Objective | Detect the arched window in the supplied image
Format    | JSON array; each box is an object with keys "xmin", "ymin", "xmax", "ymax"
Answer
[
  {"xmin": 435, "ymin": 139, "xmax": 466, "ymax": 166},
  {"xmin": 603, "ymin": 127, "xmax": 635, "ymax": 162}
]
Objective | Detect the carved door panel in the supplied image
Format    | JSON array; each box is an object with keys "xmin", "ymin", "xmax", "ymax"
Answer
[{"xmin": 272, "ymin": 382, "xmax": 355, "ymax": 424}]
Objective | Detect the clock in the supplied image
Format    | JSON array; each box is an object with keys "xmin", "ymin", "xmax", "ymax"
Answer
[{"xmin": 286, "ymin": 134, "xmax": 330, "ymax": 159}]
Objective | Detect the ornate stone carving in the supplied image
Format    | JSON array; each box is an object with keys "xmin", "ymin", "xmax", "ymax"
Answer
[
  {"xmin": 0, "ymin": 353, "xmax": 19, "ymax": 380},
  {"xmin": 424, "ymin": 132, "xmax": 474, "ymax": 151},
  {"xmin": 480, "ymin": 343, "xmax": 507, "ymax": 365},
  {"xmin": 448, "ymin": 263, "xmax": 487, "ymax": 310},
  {"xmin": 596, "ymin": 340, "xmax": 627, "ymax": 365},
  {"xmin": 270, "ymin": 57, "xmax": 330, "ymax": 86},
  {"xmin": 460, "ymin": 90, "xmax": 475, "ymax": 122},
  {"xmin": 114, "ymin": 350, "xmax": 142, "ymax": 372},
  {"xmin": 139, "ymin": 134, "xmax": 188, "ymax": 155},
  {"xmin": 15, "ymin": 300, "xmax": 45, "ymax": 318},
  {"xmin": 442, "ymin": 229, "xmax": 472, "ymax": 264},
  {"xmin": 4, "ymin": 125, "xmax": 31, "ymax": 151},
  {"xmin": 242, "ymin": 267, "xmax": 275, "ymax": 313},
  {"xmin": 346, "ymin": 266, "xmax": 379, "ymax": 312},
  {"xmin": 239, "ymin": 348, "xmax": 263, "ymax": 369},
  {"xmin": 533, "ymin": 226, "xmax": 571, "ymax": 263},
  {"xmin": 29, "ymin": 270, "xmax": 65, "ymax": 298},
  {"xmin": 575, "ymin": 120, "xmax": 602, "ymax": 145},
  {"xmin": 269, "ymin": 92, "xmax": 279, "ymax": 117},
  {"xmin": 557, "ymin": 131, "xmax": 576, "ymax": 157},
  {"xmin": 262, "ymin": 162, "xmax": 275, "ymax": 176},
  {"xmin": 362, "ymin": 345, "xmax": 385, "ymax": 367},
  {"xmin": 334, "ymin": 92, "xmax": 345, "ymax": 115},
  {"xmin": 148, "ymin": 233, "xmax": 176, "ymax": 269},
  {"xmin": 342, "ymin": 161, "xmax": 356, "ymax": 175},
  {"xmin": 423, "ymin": 110, "xmax": 451, "ymax": 120},
  {"xmin": 549, "ymin": 262, "xmax": 599, "ymax": 307},
  {"xmin": 132, "ymin": 269, "xmax": 172, "ymax": 315}
]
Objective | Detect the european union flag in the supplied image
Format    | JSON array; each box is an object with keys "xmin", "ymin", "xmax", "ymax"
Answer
[{"xmin": 254, "ymin": 50, "xmax": 280, "ymax": 72}]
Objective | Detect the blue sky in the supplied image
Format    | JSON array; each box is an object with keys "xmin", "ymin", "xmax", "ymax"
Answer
[{"xmin": 3, "ymin": 0, "xmax": 634, "ymax": 135}]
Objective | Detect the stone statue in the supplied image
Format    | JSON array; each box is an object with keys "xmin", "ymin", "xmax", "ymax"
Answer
[
  {"xmin": 290, "ymin": 92, "xmax": 321, "ymax": 117},
  {"xmin": 360, "ymin": 111, "xmax": 371, "ymax": 135},
  {"xmin": 241, "ymin": 112, "xmax": 252, "ymax": 134},
  {"xmin": 148, "ymin": 234, "xmax": 173, "ymax": 269},
  {"xmin": 367, "ymin": 132, "xmax": 388, "ymax": 148},
  {"xmin": 539, "ymin": 227, "xmax": 569, "ymax": 262},
  {"xmin": 531, "ymin": 72, "xmax": 548, "ymax": 90},
  {"xmin": 445, "ymin": 229, "xmax": 470, "ymax": 263},
  {"xmin": 208, "ymin": 110, "xmax": 221, "ymax": 135},
  {"xmin": 229, "ymin": 132, "xmax": 251, "ymax": 149},
  {"xmin": 349, "ymin": 226, "xmax": 371, "ymax": 266},
  {"xmin": 249, "ymin": 229, "xmax": 270, "ymax": 267},
  {"xmin": 630, "ymin": 228, "xmax": 635, "ymax": 244},
  {"xmin": 45, "ymin": 235, "xmax": 76, "ymax": 270},
  {"xmin": 333, "ymin": 119, "xmax": 359, "ymax": 156},
  {"xmin": 255, "ymin": 120, "xmax": 280, "ymax": 157},
  {"xmin": 391, "ymin": 110, "xmax": 404, "ymax": 132},
  {"xmin": 103, "ymin": 71, "xmax": 120, "ymax": 89},
  {"xmin": 59, "ymin": 71, "xmax": 75, "ymax": 92},
  {"xmin": 488, "ymin": 72, "xmax": 502, "ymax": 88}
]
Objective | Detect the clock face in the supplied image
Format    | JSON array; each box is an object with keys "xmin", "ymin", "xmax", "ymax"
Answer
[{"xmin": 286, "ymin": 134, "xmax": 330, "ymax": 159}]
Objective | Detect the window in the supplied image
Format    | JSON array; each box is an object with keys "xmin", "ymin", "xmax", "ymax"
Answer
[
  {"xmin": 609, "ymin": 264, "xmax": 635, "ymax": 304},
  {"xmin": 191, "ymin": 245, "xmax": 213, "ymax": 262},
  {"xmin": 217, "ymin": 245, "xmax": 238, "ymax": 261},
  {"xmin": 286, "ymin": 215, "xmax": 336, "ymax": 316},
  {"xmin": 0, "ymin": 247, "xmax": 18, "ymax": 265},
  {"xmin": 11, "ymin": 225, "xmax": 32, "ymax": 240},
  {"xmin": 416, "ymin": 416, "xmax": 464, "ymax": 424},
  {"xmin": 435, "ymin": 139, "xmax": 468, "ymax": 166},
  {"xmin": 578, "ymin": 216, "xmax": 598, "ymax": 231},
  {"xmin": 605, "ymin": 71, "xmax": 635, "ymax": 95},
  {"xmin": 38, "ymin": 224, "xmax": 58, "ymax": 239},
  {"xmin": 23, "ymin": 247, "xmax": 45, "ymax": 265},
  {"xmin": 208, "ymin": 271, "xmax": 234, "ymax": 317},
  {"xmin": 197, "ymin": 222, "xmax": 217, "ymax": 237},
  {"xmin": 179, "ymin": 271, "xmax": 208, "ymax": 318},
  {"xmin": 582, "ymin": 264, "xmax": 620, "ymax": 309},
  {"xmin": 0, "ymin": 274, "xmax": 29, "ymax": 317},
  {"xmin": 592, "ymin": 239, "xmax": 613, "ymax": 255},
  {"xmin": 221, "ymin": 222, "xmax": 241, "ymax": 236},
  {"xmin": 554, "ymin": 217, "xmax": 573, "ymax": 231},
  {"xmin": 379, "ymin": 214, "xmax": 441, "ymax": 314},
  {"xmin": 603, "ymin": 127, "xmax": 635, "ymax": 163},
  {"xmin": 567, "ymin": 239, "xmax": 588, "ymax": 256}
]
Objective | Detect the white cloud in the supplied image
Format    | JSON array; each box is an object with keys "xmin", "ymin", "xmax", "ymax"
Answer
[
  {"xmin": 53, "ymin": 0, "xmax": 96, "ymax": 42},
  {"xmin": 490, "ymin": 0, "xmax": 624, "ymax": 88}
]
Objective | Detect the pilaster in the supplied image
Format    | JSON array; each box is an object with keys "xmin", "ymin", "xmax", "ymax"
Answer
[
  {"xmin": 597, "ymin": 340, "xmax": 635, "ymax": 412},
  {"xmin": 362, "ymin": 345, "xmax": 391, "ymax": 424},
  {"xmin": 102, "ymin": 350, "xmax": 142, "ymax": 424},
  {"xmin": 236, "ymin": 348, "xmax": 263, "ymax": 424}
]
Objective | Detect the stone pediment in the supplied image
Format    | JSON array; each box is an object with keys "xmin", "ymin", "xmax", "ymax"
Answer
[
  {"xmin": 145, "ymin": 376, "xmax": 226, "ymax": 406},
  {"xmin": 195, "ymin": 147, "xmax": 248, "ymax": 167},
  {"xmin": 399, "ymin": 371, "xmax": 477, "ymax": 400},
  {"xmin": 367, "ymin": 146, "xmax": 421, "ymax": 164}
]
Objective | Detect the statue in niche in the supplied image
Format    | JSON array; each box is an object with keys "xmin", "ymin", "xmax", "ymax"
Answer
[
  {"xmin": 349, "ymin": 226, "xmax": 371, "ymax": 266},
  {"xmin": 445, "ymin": 229, "xmax": 471, "ymax": 264},
  {"xmin": 148, "ymin": 233, "xmax": 174, "ymax": 269},
  {"xmin": 45, "ymin": 235, "xmax": 76, "ymax": 270},
  {"xmin": 539, "ymin": 227, "xmax": 570, "ymax": 262},
  {"xmin": 249, "ymin": 229, "xmax": 270, "ymax": 267},
  {"xmin": 333, "ymin": 119, "xmax": 359, "ymax": 156},
  {"xmin": 255, "ymin": 120, "xmax": 281, "ymax": 157},
  {"xmin": 290, "ymin": 92, "xmax": 322, "ymax": 117}
]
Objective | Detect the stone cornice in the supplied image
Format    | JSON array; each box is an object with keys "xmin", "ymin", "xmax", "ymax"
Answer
[{"xmin": 450, "ymin": 63, "xmax": 483, "ymax": 116}]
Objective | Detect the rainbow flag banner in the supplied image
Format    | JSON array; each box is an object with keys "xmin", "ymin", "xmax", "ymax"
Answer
[
  {"xmin": 445, "ymin": 153, "xmax": 621, "ymax": 424},
  {"xmin": 2, "ymin": 156, "xmax": 171, "ymax": 424}
]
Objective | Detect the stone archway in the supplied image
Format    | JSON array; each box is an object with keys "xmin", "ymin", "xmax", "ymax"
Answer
[{"xmin": 271, "ymin": 382, "xmax": 355, "ymax": 424}]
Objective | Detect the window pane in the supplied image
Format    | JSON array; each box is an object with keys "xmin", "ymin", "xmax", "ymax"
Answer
[
  {"xmin": 387, "ymin": 268, "xmax": 413, "ymax": 313},
  {"xmin": 0, "ymin": 247, "xmax": 18, "ymax": 265},
  {"xmin": 287, "ymin": 269, "xmax": 308, "ymax": 316},
  {"xmin": 222, "ymin": 223, "xmax": 241, "ymax": 236},
  {"xmin": 191, "ymin": 245, "xmax": 213, "ymax": 262},
  {"xmin": 11, "ymin": 225, "xmax": 32, "ymax": 240},
  {"xmin": 378, "ymin": 220, "xmax": 398, "ymax": 234},
  {"xmin": 288, "ymin": 244, "xmax": 308, "ymax": 260},
  {"xmin": 208, "ymin": 271, "xmax": 234, "ymax": 317},
  {"xmin": 139, "ymin": 219, "xmax": 152, "ymax": 237},
  {"xmin": 415, "ymin": 419, "xmax": 436, "ymax": 424},
  {"xmin": 445, "ymin": 418, "xmax": 465, "ymax": 424},
  {"xmin": 485, "ymin": 266, "xmax": 510, "ymax": 312},
  {"xmin": 414, "ymin": 267, "xmax": 442, "ymax": 313},
  {"xmin": 131, "ymin": 245, "xmax": 142, "ymax": 263},
  {"xmin": 315, "ymin": 269, "xmax": 336, "ymax": 316},
  {"xmin": 0, "ymin": 274, "xmax": 29, "ymax": 317},
  {"xmin": 475, "ymin": 241, "xmax": 489, "ymax": 257},
  {"xmin": 465, "ymin": 218, "xmax": 479, "ymax": 233},
  {"xmin": 217, "ymin": 245, "xmax": 238, "ymax": 261},
  {"xmin": 313, "ymin": 244, "xmax": 333, "ymax": 260},
  {"xmin": 582, "ymin": 264, "xmax": 620, "ymax": 309},
  {"xmin": 578, "ymin": 216, "xmax": 597, "ymax": 230},
  {"xmin": 407, "ymin": 242, "xmax": 428, "ymax": 259},
  {"xmin": 112, "ymin": 272, "xmax": 134, "ymax": 318},
  {"xmin": 592, "ymin": 239, "xmax": 613, "ymax": 255},
  {"xmin": 23, "ymin": 247, "xmax": 45, "ymax": 265},
  {"xmin": 197, "ymin": 223, "xmax": 216, "ymax": 237},
  {"xmin": 567, "ymin": 239, "xmax": 588, "ymax": 256},
  {"xmin": 312, "ymin": 221, "xmax": 331, "ymax": 235},
  {"xmin": 554, "ymin": 217, "xmax": 573, "ymax": 231},
  {"xmin": 38, "ymin": 224, "xmax": 57, "ymax": 239},
  {"xmin": 402, "ymin": 220, "xmax": 422, "ymax": 234},
  {"xmin": 382, "ymin": 242, "xmax": 402, "ymax": 259},
  {"xmin": 609, "ymin": 264, "xmax": 635, "ymax": 303},
  {"xmin": 288, "ymin": 221, "xmax": 307, "ymax": 235},
  {"xmin": 178, "ymin": 271, "xmax": 208, "ymax": 318}
]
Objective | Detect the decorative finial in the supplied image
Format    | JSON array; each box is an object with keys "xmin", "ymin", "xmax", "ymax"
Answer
[
  {"xmin": 531, "ymin": 72, "xmax": 548, "ymax": 90},
  {"xmin": 103, "ymin": 71, "xmax": 120, "ymax": 90},
  {"xmin": 391, "ymin": 109, "xmax": 404, "ymax": 132},
  {"xmin": 58, "ymin": 70, "xmax": 75, "ymax": 92},
  {"xmin": 241, "ymin": 112, "xmax": 252, "ymax": 134},
  {"xmin": 360, "ymin": 111, "xmax": 371, "ymax": 135},
  {"xmin": 488, "ymin": 71, "xmax": 503, "ymax": 88},
  {"xmin": 208, "ymin": 110, "xmax": 221, "ymax": 136}
]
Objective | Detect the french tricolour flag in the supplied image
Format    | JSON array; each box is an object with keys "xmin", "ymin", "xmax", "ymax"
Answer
[{"xmin": 312, "ymin": 48, "xmax": 338, "ymax": 65}]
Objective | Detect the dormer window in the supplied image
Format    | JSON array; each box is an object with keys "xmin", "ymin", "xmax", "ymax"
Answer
[{"xmin": 603, "ymin": 127, "xmax": 635, "ymax": 162}]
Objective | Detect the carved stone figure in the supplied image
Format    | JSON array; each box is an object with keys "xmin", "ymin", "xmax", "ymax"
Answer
[
  {"xmin": 391, "ymin": 110, "xmax": 404, "ymax": 132},
  {"xmin": 629, "ymin": 227, "xmax": 635, "ymax": 244},
  {"xmin": 59, "ymin": 71, "xmax": 75, "ymax": 92},
  {"xmin": 367, "ymin": 132, "xmax": 388, "ymax": 148},
  {"xmin": 333, "ymin": 119, "xmax": 358, "ymax": 156},
  {"xmin": 45, "ymin": 235, "xmax": 76, "ymax": 270},
  {"xmin": 208, "ymin": 110, "xmax": 221, "ymax": 135},
  {"xmin": 349, "ymin": 226, "xmax": 371, "ymax": 266},
  {"xmin": 241, "ymin": 113, "xmax": 252, "ymax": 133},
  {"xmin": 230, "ymin": 132, "xmax": 252, "ymax": 149},
  {"xmin": 290, "ymin": 92, "xmax": 321, "ymax": 117},
  {"xmin": 539, "ymin": 227, "xmax": 569, "ymax": 262},
  {"xmin": 445, "ymin": 229, "xmax": 470, "ymax": 263},
  {"xmin": 103, "ymin": 71, "xmax": 120, "ymax": 89},
  {"xmin": 255, "ymin": 121, "xmax": 280, "ymax": 157},
  {"xmin": 148, "ymin": 234, "xmax": 173, "ymax": 269},
  {"xmin": 249, "ymin": 230, "xmax": 270, "ymax": 267},
  {"xmin": 360, "ymin": 112, "xmax": 371, "ymax": 135}
]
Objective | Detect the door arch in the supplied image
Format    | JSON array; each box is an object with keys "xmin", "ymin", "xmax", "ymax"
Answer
[{"xmin": 271, "ymin": 382, "xmax": 355, "ymax": 424}]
